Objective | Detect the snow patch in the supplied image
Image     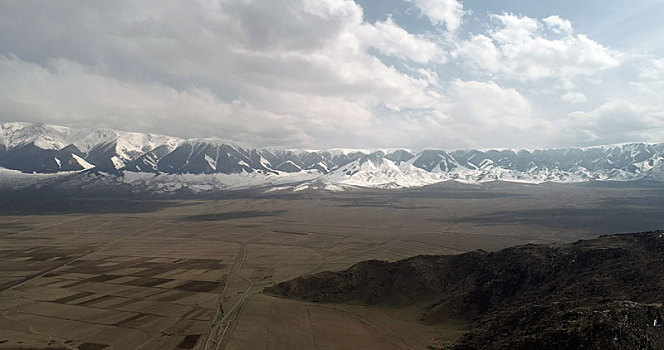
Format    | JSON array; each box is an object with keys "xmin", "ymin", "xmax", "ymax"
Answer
[
  {"xmin": 72, "ymin": 154, "xmax": 95, "ymax": 170},
  {"xmin": 110, "ymin": 156, "xmax": 125, "ymax": 169}
]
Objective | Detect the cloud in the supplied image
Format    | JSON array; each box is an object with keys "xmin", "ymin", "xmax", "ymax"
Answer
[
  {"xmin": 561, "ymin": 92, "xmax": 587, "ymax": 103},
  {"xmin": 455, "ymin": 13, "xmax": 623, "ymax": 82},
  {"xmin": 0, "ymin": 1, "xmax": 659, "ymax": 150},
  {"xmin": 638, "ymin": 57, "xmax": 664, "ymax": 81},
  {"xmin": 355, "ymin": 18, "xmax": 440, "ymax": 63},
  {"xmin": 543, "ymin": 15, "xmax": 573, "ymax": 35},
  {"xmin": 0, "ymin": 0, "xmax": 448, "ymax": 148},
  {"xmin": 407, "ymin": 0, "xmax": 465, "ymax": 32},
  {"xmin": 350, "ymin": 79, "xmax": 541, "ymax": 149},
  {"xmin": 562, "ymin": 100, "xmax": 664, "ymax": 145},
  {"xmin": 447, "ymin": 80, "xmax": 532, "ymax": 126},
  {"xmin": 0, "ymin": 55, "xmax": 313, "ymax": 145},
  {"xmin": 438, "ymin": 80, "xmax": 542, "ymax": 148},
  {"xmin": 549, "ymin": 54, "xmax": 664, "ymax": 146}
]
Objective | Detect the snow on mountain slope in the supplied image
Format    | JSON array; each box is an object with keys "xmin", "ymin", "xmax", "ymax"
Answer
[
  {"xmin": 324, "ymin": 154, "xmax": 446, "ymax": 189},
  {"xmin": 1, "ymin": 122, "xmax": 72, "ymax": 150},
  {"xmin": 0, "ymin": 122, "xmax": 181, "ymax": 173},
  {"xmin": 0, "ymin": 122, "xmax": 181, "ymax": 153},
  {"xmin": 1, "ymin": 122, "xmax": 663, "ymax": 191},
  {"xmin": 0, "ymin": 166, "xmax": 72, "ymax": 190},
  {"xmin": 71, "ymin": 154, "xmax": 95, "ymax": 170},
  {"xmin": 120, "ymin": 169, "xmax": 321, "ymax": 193}
]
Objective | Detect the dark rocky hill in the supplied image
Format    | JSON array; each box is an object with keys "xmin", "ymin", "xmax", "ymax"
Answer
[{"xmin": 265, "ymin": 231, "xmax": 664, "ymax": 349}]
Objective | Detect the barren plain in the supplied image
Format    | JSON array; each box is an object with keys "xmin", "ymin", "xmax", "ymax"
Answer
[{"xmin": 1, "ymin": 181, "xmax": 663, "ymax": 349}]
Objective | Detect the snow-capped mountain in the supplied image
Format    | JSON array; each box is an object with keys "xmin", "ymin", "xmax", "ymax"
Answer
[
  {"xmin": 0, "ymin": 122, "xmax": 180, "ymax": 173},
  {"xmin": 1, "ymin": 122, "xmax": 663, "ymax": 192}
]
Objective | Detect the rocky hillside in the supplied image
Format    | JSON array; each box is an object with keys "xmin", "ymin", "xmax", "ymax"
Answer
[{"xmin": 265, "ymin": 231, "xmax": 664, "ymax": 349}]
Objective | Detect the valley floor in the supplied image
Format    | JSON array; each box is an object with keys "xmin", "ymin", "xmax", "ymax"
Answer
[{"xmin": 0, "ymin": 182, "xmax": 663, "ymax": 349}]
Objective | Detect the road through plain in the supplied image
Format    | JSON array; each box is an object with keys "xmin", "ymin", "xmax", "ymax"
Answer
[{"xmin": 1, "ymin": 182, "xmax": 663, "ymax": 349}]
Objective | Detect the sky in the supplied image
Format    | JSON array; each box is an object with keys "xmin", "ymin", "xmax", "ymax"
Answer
[{"xmin": 1, "ymin": 0, "xmax": 664, "ymax": 150}]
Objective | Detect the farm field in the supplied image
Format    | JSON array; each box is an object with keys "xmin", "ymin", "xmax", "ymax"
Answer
[{"xmin": 1, "ymin": 182, "xmax": 663, "ymax": 349}]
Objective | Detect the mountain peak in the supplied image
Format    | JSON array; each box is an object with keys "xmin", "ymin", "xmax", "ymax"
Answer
[{"xmin": 0, "ymin": 122, "xmax": 663, "ymax": 190}]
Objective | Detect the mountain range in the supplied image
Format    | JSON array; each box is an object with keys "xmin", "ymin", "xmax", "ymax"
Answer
[{"xmin": 1, "ymin": 122, "xmax": 663, "ymax": 192}]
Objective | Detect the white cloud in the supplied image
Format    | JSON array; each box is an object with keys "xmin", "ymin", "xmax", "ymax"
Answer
[
  {"xmin": 0, "ymin": 55, "xmax": 313, "ymax": 145},
  {"xmin": 550, "ymin": 54, "xmax": 664, "ymax": 146},
  {"xmin": 543, "ymin": 15, "xmax": 573, "ymax": 35},
  {"xmin": 561, "ymin": 92, "xmax": 587, "ymax": 103},
  {"xmin": 0, "ymin": 0, "xmax": 449, "ymax": 148},
  {"xmin": 355, "ymin": 18, "xmax": 440, "ymax": 63},
  {"xmin": 439, "ymin": 80, "xmax": 542, "ymax": 147},
  {"xmin": 638, "ymin": 57, "xmax": 664, "ymax": 80},
  {"xmin": 454, "ymin": 34, "xmax": 501, "ymax": 72},
  {"xmin": 489, "ymin": 13, "xmax": 539, "ymax": 44},
  {"xmin": 447, "ymin": 80, "xmax": 532, "ymax": 126},
  {"xmin": 562, "ymin": 100, "xmax": 664, "ymax": 145},
  {"xmin": 407, "ymin": 0, "xmax": 465, "ymax": 32},
  {"xmin": 455, "ymin": 13, "xmax": 623, "ymax": 81},
  {"xmin": 0, "ymin": 1, "xmax": 659, "ymax": 150},
  {"xmin": 0, "ymin": 53, "xmax": 444, "ymax": 148}
]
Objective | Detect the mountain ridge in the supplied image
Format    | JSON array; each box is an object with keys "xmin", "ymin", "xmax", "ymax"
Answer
[
  {"xmin": 265, "ymin": 230, "xmax": 664, "ymax": 349},
  {"xmin": 1, "ymin": 122, "xmax": 663, "ymax": 191}
]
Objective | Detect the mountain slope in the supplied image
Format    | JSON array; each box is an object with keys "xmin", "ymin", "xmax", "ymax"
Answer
[
  {"xmin": 1, "ymin": 122, "xmax": 663, "ymax": 190},
  {"xmin": 0, "ymin": 122, "xmax": 180, "ymax": 173},
  {"xmin": 265, "ymin": 231, "xmax": 664, "ymax": 349}
]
